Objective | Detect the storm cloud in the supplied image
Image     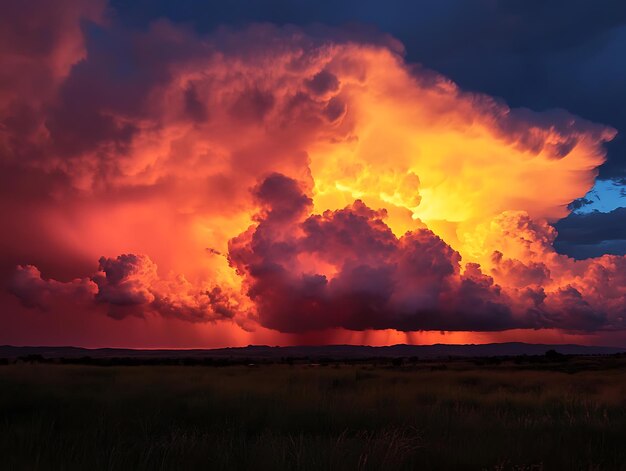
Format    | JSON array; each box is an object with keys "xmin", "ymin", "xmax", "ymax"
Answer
[{"xmin": 2, "ymin": 0, "xmax": 624, "ymax": 345}]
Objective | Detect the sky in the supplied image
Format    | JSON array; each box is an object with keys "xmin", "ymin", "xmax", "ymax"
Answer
[{"xmin": 1, "ymin": 0, "xmax": 625, "ymax": 348}]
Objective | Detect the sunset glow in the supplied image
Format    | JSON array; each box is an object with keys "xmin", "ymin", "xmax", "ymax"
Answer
[{"xmin": 1, "ymin": 0, "xmax": 625, "ymax": 348}]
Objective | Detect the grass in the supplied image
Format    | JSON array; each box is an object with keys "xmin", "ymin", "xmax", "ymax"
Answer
[{"xmin": 2, "ymin": 358, "xmax": 626, "ymax": 470}]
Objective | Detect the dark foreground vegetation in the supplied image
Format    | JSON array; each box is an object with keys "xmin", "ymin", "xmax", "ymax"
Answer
[{"xmin": 2, "ymin": 354, "xmax": 626, "ymax": 470}]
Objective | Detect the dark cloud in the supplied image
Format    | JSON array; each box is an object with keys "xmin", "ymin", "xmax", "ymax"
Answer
[
  {"xmin": 93, "ymin": 254, "xmax": 158, "ymax": 306},
  {"xmin": 555, "ymin": 207, "xmax": 626, "ymax": 258},
  {"xmin": 305, "ymin": 70, "xmax": 340, "ymax": 96},
  {"xmin": 555, "ymin": 207, "xmax": 626, "ymax": 245},
  {"xmin": 229, "ymin": 174, "xmax": 626, "ymax": 333},
  {"xmin": 567, "ymin": 197, "xmax": 595, "ymax": 212},
  {"xmin": 229, "ymin": 175, "xmax": 512, "ymax": 332},
  {"xmin": 554, "ymin": 240, "xmax": 626, "ymax": 260},
  {"xmin": 9, "ymin": 265, "xmax": 97, "ymax": 310}
]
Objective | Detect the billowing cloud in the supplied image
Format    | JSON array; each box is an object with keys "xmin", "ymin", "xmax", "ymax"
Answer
[
  {"xmin": 93, "ymin": 253, "xmax": 243, "ymax": 323},
  {"xmin": 229, "ymin": 174, "xmax": 626, "ymax": 332},
  {"xmin": 1, "ymin": 1, "xmax": 624, "ymax": 345},
  {"xmin": 10, "ymin": 265, "xmax": 97, "ymax": 310},
  {"xmin": 228, "ymin": 173, "xmax": 514, "ymax": 332},
  {"xmin": 11, "ymin": 254, "xmax": 244, "ymax": 325}
]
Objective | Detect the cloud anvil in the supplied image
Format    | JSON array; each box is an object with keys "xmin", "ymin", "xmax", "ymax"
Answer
[{"xmin": 1, "ymin": 0, "xmax": 624, "ymax": 347}]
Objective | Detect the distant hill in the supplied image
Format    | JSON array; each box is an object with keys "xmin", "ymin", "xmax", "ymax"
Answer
[{"xmin": 0, "ymin": 343, "xmax": 624, "ymax": 360}]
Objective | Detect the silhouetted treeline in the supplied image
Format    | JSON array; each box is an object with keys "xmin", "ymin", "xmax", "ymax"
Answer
[{"xmin": 1, "ymin": 351, "xmax": 625, "ymax": 369}]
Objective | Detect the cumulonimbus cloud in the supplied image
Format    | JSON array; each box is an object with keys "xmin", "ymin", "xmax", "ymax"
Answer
[
  {"xmin": 2, "ymin": 1, "xmax": 624, "ymax": 337},
  {"xmin": 228, "ymin": 174, "xmax": 626, "ymax": 332}
]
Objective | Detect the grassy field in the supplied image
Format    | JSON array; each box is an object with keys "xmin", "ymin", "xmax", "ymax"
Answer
[{"xmin": 2, "ymin": 358, "xmax": 626, "ymax": 470}]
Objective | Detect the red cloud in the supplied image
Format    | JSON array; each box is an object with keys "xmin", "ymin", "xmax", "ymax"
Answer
[
  {"xmin": 11, "ymin": 255, "xmax": 243, "ymax": 326},
  {"xmin": 1, "ymin": 2, "xmax": 623, "ymax": 345}
]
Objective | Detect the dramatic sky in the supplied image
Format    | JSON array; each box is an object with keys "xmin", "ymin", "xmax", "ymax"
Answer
[{"xmin": 1, "ymin": 0, "xmax": 625, "ymax": 348}]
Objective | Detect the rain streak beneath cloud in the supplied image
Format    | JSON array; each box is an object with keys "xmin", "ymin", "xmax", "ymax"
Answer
[{"xmin": 2, "ymin": 0, "xmax": 624, "ymax": 346}]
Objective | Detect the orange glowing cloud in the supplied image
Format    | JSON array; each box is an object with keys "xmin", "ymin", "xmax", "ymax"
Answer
[{"xmin": 1, "ymin": 3, "xmax": 623, "ymax": 346}]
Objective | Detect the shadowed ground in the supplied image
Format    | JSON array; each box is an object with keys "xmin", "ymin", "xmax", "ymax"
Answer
[{"xmin": 2, "ymin": 357, "xmax": 626, "ymax": 470}]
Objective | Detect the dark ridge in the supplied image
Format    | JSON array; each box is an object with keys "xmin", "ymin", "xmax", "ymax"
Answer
[{"xmin": 0, "ymin": 342, "xmax": 624, "ymax": 360}]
